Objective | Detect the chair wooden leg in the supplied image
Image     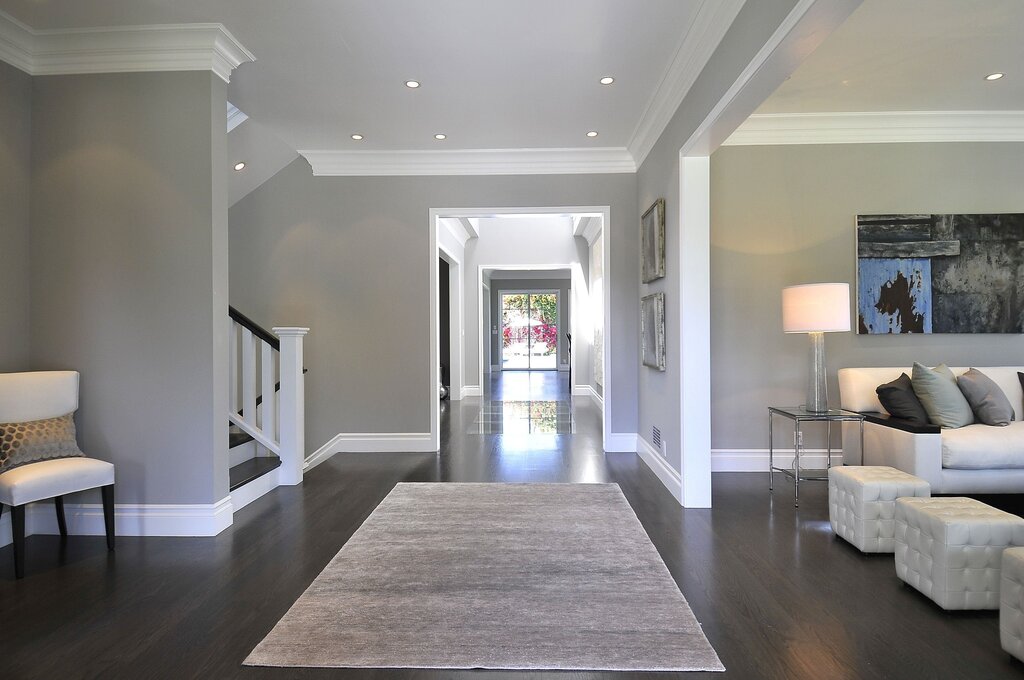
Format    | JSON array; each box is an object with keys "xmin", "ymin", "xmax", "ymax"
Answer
[
  {"xmin": 101, "ymin": 485, "xmax": 115, "ymax": 551},
  {"xmin": 54, "ymin": 496, "xmax": 68, "ymax": 538},
  {"xmin": 11, "ymin": 504, "xmax": 25, "ymax": 579}
]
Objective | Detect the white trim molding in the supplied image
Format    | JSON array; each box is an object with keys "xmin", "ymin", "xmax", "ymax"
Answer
[
  {"xmin": 461, "ymin": 385, "xmax": 482, "ymax": 398},
  {"xmin": 627, "ymin": 0, "xmax": 747, "ymax": 166},
  {"xmin": 227, "ymin": 102, "xmax": 249, "ymax": 132},
  {"xmin": 604, "ymin": 432, "xmax": 638, "ymax": 453},
  {"xmin": 300, "ymin": 148, "xmax": 636, "ymax": 176},
  {"xmin": 229, "ymin": 468, "xmax": 280, "ymax": 512},
  {"xmin": 0, "ymin": 10, "xmax": 254, "ymax": 82},
  {"xmin": 723, "ymin": 111, "xmax": 1024, "ymax": 146},
  {"xmin": 0, "ymin": 497, "xmax": 233, "ymax": 547},
  {"xmin": 636, "ymin": 436, "xmax": 683, "ymax": 505},
  {"xmin": 711, "ymin": 448, "xmax": 844, "ymax": 472},
  {"xmin": 304, "ymin": 432, "xmax": 437, "ymax": 472},
  {"xmin": 573, "ymin": 385, "xmax": 603, "ymax": 408}
]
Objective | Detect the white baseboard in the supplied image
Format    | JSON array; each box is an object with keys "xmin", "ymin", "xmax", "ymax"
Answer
[
  {"xmin": 636, "ymin": 435, "xmax": 683, "ymax": 505},
  {"xmin": 604, "ymin": 432, "xmax": 638, "ymax": 452},
  {"xmin": 573, "ymin": 385, "xmax": 603, "ymax": 408},
  {"xmin": 0, "ymin": 496, "xmax": 234, "ymax": 547},
  {"xmin": 462, "ymin": 385, "xmax": 482, "ymax": 397},
  {"xmin": 230, "ymin": 468, "xmax": 280, "ymax": 512},
  {"xmin": 559, "ymin": 365, "xmax": 569, "ymax": 372},
  {"xmin": 712, "ymin": 448, "xmax": 844, "ymax": 472},
  {"xmin": 304, "ymin": 431, "xmax": 437, "ymax": 472}
]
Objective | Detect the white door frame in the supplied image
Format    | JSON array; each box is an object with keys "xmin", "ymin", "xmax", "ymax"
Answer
[
  {"xmin": 490, "ymin": 281, "xmax": 564, "ymax": 374},
  {"xmin": 428, "ymin": 206, "xmax": 611, "ymax": 451}
]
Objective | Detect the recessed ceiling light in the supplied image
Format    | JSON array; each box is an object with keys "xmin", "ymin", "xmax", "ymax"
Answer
[
  {"xmin": 586, "ymin": 131, "xmax": 598, "ymax": 138},
  {"xmin": 233, "ymin": 161, "xmax": 246, "ymax": 171},
  {"xmin": 351, "ymin": 133, "xmax": 364, "ymax": 140},
  {"xmin": 405, "ymin": 80, "xmax": 421, "ymax": 88},
  {"xmin": 434, "ymin": 133, "xmax": 447, "ymax": 140},
  {"xmin": 599, "ymin": 76, "xmax": 614, "ymax": 85},
  {"xmin": 985, "ymin": 72, "xmax": 1005, "ymax": 81}
]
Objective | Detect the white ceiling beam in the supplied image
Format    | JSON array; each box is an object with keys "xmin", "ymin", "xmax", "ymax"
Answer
[
  {"xmin": 723, "ymin": 111, "xmax": 1024, "ymax": 146},
  {"xmin": 626, "ymin": 0, "xmax": 747, "ymax": 168},
  {"xmin": 0, "ymin": 10, "xmax": 254, "ymax": 83}
]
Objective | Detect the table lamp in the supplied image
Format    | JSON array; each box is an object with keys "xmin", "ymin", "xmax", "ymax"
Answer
[{"xmin": 782, "ymin": 283, "xmax": 851, "ymax": 413}]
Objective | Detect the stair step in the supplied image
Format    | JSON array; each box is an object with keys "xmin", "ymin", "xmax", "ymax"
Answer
[
  {"xmin": 230, "ymin": 431, "xmax": 254, "ymax": 449},
  {"xmin": 229, "ymin": 455, "xmax": 281, "ymax": 491}
]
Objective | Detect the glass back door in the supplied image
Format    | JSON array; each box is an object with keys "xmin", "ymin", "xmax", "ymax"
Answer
[{"xmin": 500, "ymin": 292, "xmax": 558, "ymax": 370}]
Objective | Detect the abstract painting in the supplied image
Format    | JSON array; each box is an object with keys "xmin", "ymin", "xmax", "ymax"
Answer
[
  {"xmin": 641, "ymin": 198, "xmax": 666, "ymax": 283},
  {"xmin": 856, "ymin": 213, "xmax": 1024, "ymax": 334},
  {"xmin": 641, "ymin": 292, "xmax": 666, "ymax": 370}
]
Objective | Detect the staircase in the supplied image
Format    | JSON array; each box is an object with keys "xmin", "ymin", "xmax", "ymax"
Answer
[{"xmin": 228, "ymin": 306, "xmax": 309, "ymax": 506}]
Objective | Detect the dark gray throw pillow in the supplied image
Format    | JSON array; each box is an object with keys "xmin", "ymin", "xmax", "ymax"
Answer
[
  {"xmin": 958, "ymin": 368, "xmax": 1015, "ymax": 426},
  {"xmin": 876, "ymin": 373, "xmax": 930, "ymax": 425}
]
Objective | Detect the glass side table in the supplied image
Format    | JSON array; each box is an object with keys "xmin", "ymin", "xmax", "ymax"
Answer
[{"xmin": 768, "ymin": 406, "xmax": 865, "ymax": 507}]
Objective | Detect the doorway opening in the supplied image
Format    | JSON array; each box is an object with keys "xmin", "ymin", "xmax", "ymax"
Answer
[{"xmin": 428, "ymin": 207, "xmax": 610, "ymax": 451}]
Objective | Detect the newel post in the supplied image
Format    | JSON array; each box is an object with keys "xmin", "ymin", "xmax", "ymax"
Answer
[{"xmin": 274, "ymin": 326, "xmax": 310, "ymax": 485}]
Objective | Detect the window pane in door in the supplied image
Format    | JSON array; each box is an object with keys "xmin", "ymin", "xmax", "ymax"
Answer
[
  {"xmin": 528, "ymin": 293, "xmax": 557, "ymax": 370},
  {"xmin": 501, "ymin": 293, "xmax": 530, "ymax": 370}
]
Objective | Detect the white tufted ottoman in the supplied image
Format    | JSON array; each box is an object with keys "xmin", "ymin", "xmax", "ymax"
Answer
[
  {"xmin": 829, "ymin": 466, "xmax": 930, "ymax": 553},
  {"xmin": 895, "ymin": 497, "xmax": 1024, "ymax": 610},
  {"xmin": 1002, "ymin": 548, "xmax": 1024, "ymax": 661}
]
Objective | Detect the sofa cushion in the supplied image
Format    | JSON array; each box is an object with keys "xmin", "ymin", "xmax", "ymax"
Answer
[
  {"xmin": 913, "ymin": 363, "xmax": 975, "ymax": 429},
  {"xmin": 876, "ymin": 373, "xmax": 930, "ymax": 425},
  {"xmin": 959, "ymin": 368, "xmax": 1015, "ymax": 426},
  {"xmin": 943, "ymin": 421, "xmax": 1024, "ymax": 469}
]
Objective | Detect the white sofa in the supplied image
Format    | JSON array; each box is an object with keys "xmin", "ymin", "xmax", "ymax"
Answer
[{"xmin": 838, "ymin": 366, "xmax": 1024, "ymax": 494}]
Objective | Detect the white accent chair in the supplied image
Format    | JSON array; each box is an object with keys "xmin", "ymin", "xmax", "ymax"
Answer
[{"xmin": 0, "ymin": 371, "xmax": 115, "ymax": 578}]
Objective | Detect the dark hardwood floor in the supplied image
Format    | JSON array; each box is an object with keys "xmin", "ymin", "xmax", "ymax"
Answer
[{"xmin": 2, "ymin": 371, "xmax": 1022, "ymax": 678}]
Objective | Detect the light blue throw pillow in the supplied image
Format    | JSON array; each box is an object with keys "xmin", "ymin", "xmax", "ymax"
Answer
[{"xmin": 911, "ymin": 362, "xmax": 975, "ymax": 429}]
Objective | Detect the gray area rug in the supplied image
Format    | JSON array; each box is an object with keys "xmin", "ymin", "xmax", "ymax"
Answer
[{"xmin": 245, "ymin": 482, "xmax": 724, "ymax": 671}]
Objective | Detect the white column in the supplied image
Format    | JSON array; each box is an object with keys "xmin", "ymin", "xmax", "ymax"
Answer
[
  {"xmin": 679, "ymin": 154, "xmax": 712, "ymax": 508},
  {"xmin": 274, "ymin": 326, "xmax": 310, "ymax": 485}
]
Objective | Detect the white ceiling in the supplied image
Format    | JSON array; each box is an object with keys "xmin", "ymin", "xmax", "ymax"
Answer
[
  {"xmin": 0, "ymin": 0, "xmax": 709, "ymax": 152},
  {"xmin": 756, "ymin": 0, "xmax": 1024, "ymax": 114}
]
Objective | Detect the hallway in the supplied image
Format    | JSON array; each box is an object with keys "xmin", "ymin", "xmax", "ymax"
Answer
[{"xmin": 1, "ymin": 374, "xmax": 1018, "ymax": 678}]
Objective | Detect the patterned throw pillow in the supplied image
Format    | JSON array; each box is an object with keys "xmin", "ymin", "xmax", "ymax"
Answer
[{"xmin": 0, "ymin": 413, "xmax": 85, "ymax": 473}]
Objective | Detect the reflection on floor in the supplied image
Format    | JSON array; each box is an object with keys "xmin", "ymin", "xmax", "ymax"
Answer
[{"xmin": 469, "ymin": 371, "xmax": 575, "ymax": 434}]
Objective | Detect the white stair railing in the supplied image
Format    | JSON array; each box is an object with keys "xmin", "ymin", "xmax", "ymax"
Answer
[{"xmin": 228, "ymin": 307, "xmax": 309, "ymax": 486}]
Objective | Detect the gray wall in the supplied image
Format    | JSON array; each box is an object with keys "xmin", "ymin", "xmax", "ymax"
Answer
[
  {"xmin": 0, "ymin": 60, "xmax": 32, "ymax": 371},
  {"xmin": 635, "ymin": 0, "xmax": 800, "ymax": 473},
  {"xmin": 229, "ymin": 160, "xmax": 638, "ymax": 451},
  {"xmin": 489, "ymin": 278, "xmax": 572, "ymax": 370},
  {"xmin": 710, "ymin": 142, "xmax": 1024, "ymax": 450},
  {"xmin": 30, "ymin": 72, "xmax": 229, "ymax": 505}
]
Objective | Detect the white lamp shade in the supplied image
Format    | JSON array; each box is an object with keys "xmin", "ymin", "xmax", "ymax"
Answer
[{"xmin": 782, "ymin": 283, "xmax": 851, "ymax": 333}]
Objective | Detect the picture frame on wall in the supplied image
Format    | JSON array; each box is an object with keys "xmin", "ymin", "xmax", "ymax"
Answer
[
  {"xmin": 640, "ymin": 292, "xmax": 666, "ymax": 371},
  {"xmin": 641, "ymin": 198, "xmax": 666, "ymax": 283}
]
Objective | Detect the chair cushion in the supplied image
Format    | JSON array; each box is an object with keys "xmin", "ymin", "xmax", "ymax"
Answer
[
  {"xmin": 0, "ymin": 412, "xmax": 84, "ymax": 473},
  {"xmin": 0, "ymin": 457, "xmax": 114, "ymax": 506}
]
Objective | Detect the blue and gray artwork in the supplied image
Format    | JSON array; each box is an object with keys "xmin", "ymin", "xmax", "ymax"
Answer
[
  {"xmin": 856, "ymin": 213, "xmax": 1024, "ymax": 334},
  {"xmin": 858, "ymin": 258, "xmax": 931, "ymax": 333}
]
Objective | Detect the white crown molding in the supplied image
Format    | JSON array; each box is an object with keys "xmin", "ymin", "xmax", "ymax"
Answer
[
  {"xmin": 573, "ymin": 215, "xmax": 602, "ymax": 245},
  {"xmin": 723, "ymin": 111, "xmax": 1024, "ymax": 146},
  {"xmin": 227, "ymin": 102, "xmax": 249, "ymax": 132},
  {"xmin": 299, "ymin": 148, "xmax": 637, "ymax": 176},
  {"xmin": 627, "ymin": 0, "xmax": 747, "ymax": 167},
  {"xmin": 0, "ymin": 10, "xmax": 254, "ymax": 82}
]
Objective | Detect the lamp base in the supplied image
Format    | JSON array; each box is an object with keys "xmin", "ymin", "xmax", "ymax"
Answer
[{"xmin": 806, "ymin": 331, "xmax": 828, "ymax": 413}]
